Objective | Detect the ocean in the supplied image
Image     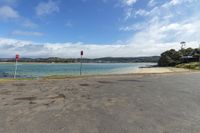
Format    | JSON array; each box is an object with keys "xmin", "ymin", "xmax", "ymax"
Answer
[{"xmin": 0, "ymin": 63, "xmax": 155, "ymax": 78}]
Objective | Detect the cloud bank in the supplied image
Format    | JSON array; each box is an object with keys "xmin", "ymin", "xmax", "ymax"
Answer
[
  {"xmin": 0, "ymin": 6, "xmax": 19, "ymax": 20},
  {"xmin": 35, "ymin": 0, "xmax": 60, "ymax": 16},
  {"xmin": 0, "ymin": 37, "xmax": 198, "ymax": 58}
]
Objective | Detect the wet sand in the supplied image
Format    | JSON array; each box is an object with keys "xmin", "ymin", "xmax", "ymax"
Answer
[{"xmin": 0, "ymin": 72, "xmax": 200, "ymax": 133}]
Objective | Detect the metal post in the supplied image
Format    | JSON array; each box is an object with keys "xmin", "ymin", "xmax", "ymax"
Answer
[
  {"xmin": 14, "ymin": 60, "xmax": 18, "ymax": 79},
  {"xmin": 80, "ymin": 55, "xmax": 82, "ymax": 75},
  {"xmin": 199, "ymin": 44, "xmax": 200, "ymax": 69}
]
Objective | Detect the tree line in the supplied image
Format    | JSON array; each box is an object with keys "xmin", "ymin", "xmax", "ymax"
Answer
[
  {"xmin": 0, "ymin": 56, "xmax": 160, "ymax": 63},
  {"xmin": 158, "ymin": 48, "xmax": 200, "ymax": 67}
]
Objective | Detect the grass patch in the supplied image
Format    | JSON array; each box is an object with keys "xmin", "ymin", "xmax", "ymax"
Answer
[
  {"xmin": 0, "ymin": 78, "xmax": 35, "ymax": 83},
  {"xmin": 176, "ymin": 62, "xmax": 200, "ymax": 70},
  {"xmin": 44, "ymin": 75, "xmax": 77, "ymax": 79},
  {"xmin": 0, "ymin": 79, "xmax": 15, "ymax": 83}
]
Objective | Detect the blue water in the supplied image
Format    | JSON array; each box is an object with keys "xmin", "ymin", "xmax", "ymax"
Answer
[{"xmin": 0, "ymin": 63, "xmax": 155, "ymax": 78}]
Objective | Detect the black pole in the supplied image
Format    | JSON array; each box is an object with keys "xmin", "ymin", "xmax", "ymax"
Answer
[
  {"xmin": 80, "ymin": 55, "xmax": 82, "ymax": 75},
  {"xmin": 199, "ymin": 44, "xmax": 200, "ymax": 69}
]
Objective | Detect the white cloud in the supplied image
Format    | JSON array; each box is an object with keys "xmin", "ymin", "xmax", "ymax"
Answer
[
  {"xmin": 116, "ymin": 0, "xmax": 200, "ymax": 58},
  {"xmin": 11, "ymin": 30, "xmax": 44, "ymax": 36},
  {"xmin": 124, "ymin": 8, "xmax": 133, "ymax": 20},
  {"xmin": 162, "ymin": 0, "xmax": 197, "ymax": 8},
  {"xmin": 121, "ymin": 0, "xmax": 200, "ymax": 43},
  {"xmin": 129, "ymin": 19, "xmax": 200, "ymax": 44},
  {"xmin": 119, "ymin": 23, "xmax": 146, "ymax": 31},
  {"xmin": 35, "ymin": 0, "xmax": 59, "ymax": 16},
  {"xmin": 0, "ymin": 2, "xmax": 38, "ymax": 29},
  {"xmin": 122, "ymin": 0, "xmax": 198, "ymax": 21},
  {"xmin": 0, "ymin": 37, "xmax": 199, "ymax": 58},
  {"xmin": 148, "ymin": 0, "xmax": 156, "ymax": 7},
  {"xmin": 124, "ymin": 8, "xmax": 150, "ymax": 21},
  {"xmin": 135, "ymin": 9, "xmax": 150, "ymax": 17},
  {"xmin": 0, "ymin": 6, "xmax": 19, "ymax": 20},
  {"xmin": 122, "ymin": 0, "xmax": 137, "ymax": 6}
]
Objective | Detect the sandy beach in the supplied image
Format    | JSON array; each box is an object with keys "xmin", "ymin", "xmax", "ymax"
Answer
[
  {"xmin": 134, "ymin": 67, "xmax": 191, "ymax": 74},
  {"xmin": 0, "ymin": 69, "xmax": 200, "ymax": 133}
]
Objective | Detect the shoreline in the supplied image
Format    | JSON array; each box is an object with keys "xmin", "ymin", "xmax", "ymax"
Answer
[
  {"xmin": 0, "ymin": 67, "xmax": 196, "ymax": 81},
  {"xmin": 0, "ymin": 62, "xmax": 156, "ymax": 64},
  {"xmin": 44, "ymin": 67, "xmax": 195, "ymax": 79},
  {"xmin": 133, "ymin": 67, "xmax": 192, "ymax": 74}
]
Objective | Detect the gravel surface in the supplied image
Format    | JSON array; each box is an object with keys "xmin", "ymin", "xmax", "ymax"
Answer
[{"xmin": 0, "ymin": 72, "xmax": 200, "ymax": 133}]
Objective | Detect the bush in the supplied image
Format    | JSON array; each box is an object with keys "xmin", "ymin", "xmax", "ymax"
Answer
[{"xmin": 176, "ymin": 62, "xmax": 200, "ymax": 70}]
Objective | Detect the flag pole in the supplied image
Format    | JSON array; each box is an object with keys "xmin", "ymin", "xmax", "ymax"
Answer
[
  {"xmin": 14, "ymin": 54, "xmax": 19, "ymax": 79},
  {"xmin": 80, "ymin": 51, "xmax": 83, "ymax": 76},
  {"xmin": 14, "ymin": 59, "xmax": 18, "ymax": 79},
  {"xmin": 80, "ymin": 55, "xmax": 82, "ymax": 75},
  {"xmin": 199, "ymin": 43, "xmax": 200, "ymax": 69}
]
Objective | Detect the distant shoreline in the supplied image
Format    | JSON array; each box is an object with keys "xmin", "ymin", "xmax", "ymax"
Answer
[
  {"xmin": 0, "ymin": 62, "xmax": 155, "ymax": 64},
  {"xmin": 0, "ymin": 56, "xmax": 160, "ymax": 64}
]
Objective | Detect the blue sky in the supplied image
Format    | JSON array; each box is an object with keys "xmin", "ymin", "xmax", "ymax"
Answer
[{"xmin": 0, "ymin": 0, "xmax": 200, "ymax": 58}]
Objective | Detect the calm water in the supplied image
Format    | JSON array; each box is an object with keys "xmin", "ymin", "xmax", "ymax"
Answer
[{"xmin": 0, "ymin": 63, "xmax": 155, "ymax": 78}]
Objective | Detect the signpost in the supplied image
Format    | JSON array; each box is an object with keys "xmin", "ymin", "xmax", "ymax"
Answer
[
  {"xmin": 199, "ymin": 44, "xmax": 200, "ymax": 69},
  {"xmin": 14, "ymin": 54, "xmax": 20, "ymax": 79},
  {"xmin": 80, "ymin": 51, "xmax": 83, "ymax": 75}
]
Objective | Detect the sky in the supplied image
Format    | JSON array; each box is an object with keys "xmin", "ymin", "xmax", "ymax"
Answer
[{"xmin": 0, "ymin": 0, "xmax": 200, "ymax": 58}]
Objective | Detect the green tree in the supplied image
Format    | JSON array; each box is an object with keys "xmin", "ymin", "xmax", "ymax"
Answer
[
  {"xmin": 179, "ymin": 48, "xmax": 193, "ymax": 56},
  {"xmin": 158, "ymin": 49, "xmax": 181, "ymax": 66}
]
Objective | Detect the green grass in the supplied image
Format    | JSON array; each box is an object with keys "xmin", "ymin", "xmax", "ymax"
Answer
[
  {"xmin": 0, "ymin": 78, "xmax": 35, "ymax": 83},
  {"xmin": 44, "ymin": 75, "xmax": 76, "ymax": 79},
  {"xmin": 0, "ymin": 79, "xmax": 15, "ymax": 83},
  {"xmin": 176, "ymin": 62, "xmax": 200, "ymax": 70}
]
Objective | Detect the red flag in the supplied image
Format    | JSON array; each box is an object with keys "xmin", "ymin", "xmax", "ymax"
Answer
[
  {"xmin": 81, "ymin": 51, "xmax": 83, "ymax": 56},
  {"xmin": 16, "ymin": 54, "xmax": 20, "ymax": 61}
]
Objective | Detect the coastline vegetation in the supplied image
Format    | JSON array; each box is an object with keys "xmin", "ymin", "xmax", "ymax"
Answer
[
  {"xmin": 176, "ymin": 62, "xmax": 200, "ymax": 70},
  {"xmin": 158, "ymin": 48, "xmax": 200, "ymax": 68},
  {"xmin": 0, "ymin": 56, "xmax": 159, "ymax": 63}
]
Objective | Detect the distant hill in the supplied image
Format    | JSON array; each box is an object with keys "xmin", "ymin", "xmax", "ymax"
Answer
[
  {"xmin": 0, "ymin": 56, "xmax": 160, "ymax": 63},
  {"xmin": 94, "ymin": 56, "xmax": 160, "ymax": 63}
]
